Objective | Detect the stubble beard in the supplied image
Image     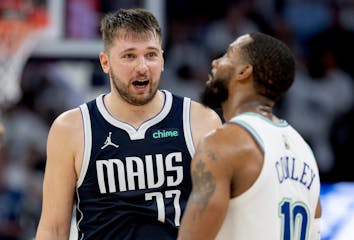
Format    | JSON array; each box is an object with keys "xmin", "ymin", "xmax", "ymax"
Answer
[
  {"xmin": 200, "ymin": 77, "xmax": 229, "ymax": 109},
  {"xmin": 110, "ymin": 70, "xmax": 158, "ymax": 106}
]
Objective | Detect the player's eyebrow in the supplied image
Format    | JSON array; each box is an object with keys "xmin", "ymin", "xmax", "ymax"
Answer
[{"xmin": 121, "ymin": 46, "xmax": 161, "ymax": 53}]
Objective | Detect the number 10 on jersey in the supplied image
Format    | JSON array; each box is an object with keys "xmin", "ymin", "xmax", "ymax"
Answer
[{"xmin": 279, "ymin": 198, "xmax": 310, "ymax": 240}]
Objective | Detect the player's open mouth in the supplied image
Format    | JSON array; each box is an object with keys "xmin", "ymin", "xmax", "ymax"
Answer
[
  {"xmin": 132, "ymin": 80, "xmax": 149, "ymax": 91},
  {"xmin": 133, "ymin": 80, "xmax": 149, "ymax": 86}
]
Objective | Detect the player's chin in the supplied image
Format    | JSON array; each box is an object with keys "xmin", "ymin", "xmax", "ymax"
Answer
[{"xmin": 131, "ymin": 87, "xmax": 158, "ymax": 105}]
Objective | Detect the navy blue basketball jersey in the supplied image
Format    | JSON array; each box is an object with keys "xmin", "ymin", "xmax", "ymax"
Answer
[{"xmin": 75, "ymin": 90, "xmax": 195, "ymax": 240}]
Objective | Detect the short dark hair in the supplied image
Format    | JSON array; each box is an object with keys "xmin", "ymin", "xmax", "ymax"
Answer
[
  {"xmin": 241, "ymin": 32, "xmax": 295, "ymax": 101},
  {"xmin": 100, "ymin": 8, "xmax": 162, "ymax": 51}
]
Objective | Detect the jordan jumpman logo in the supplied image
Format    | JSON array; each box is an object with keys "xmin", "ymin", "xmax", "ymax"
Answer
[{"xmin": 101, "ymin": 132, "xmax": 119, "ymax": 149}]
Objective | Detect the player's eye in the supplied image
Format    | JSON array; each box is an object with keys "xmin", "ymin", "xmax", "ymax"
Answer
[
  {"xmin": 146, "ymin": 52, "xmax": 158, "ymax": 58},
  {"xmin": 123, "ymin": 53, "xmax": 136, "ymax": 59}
]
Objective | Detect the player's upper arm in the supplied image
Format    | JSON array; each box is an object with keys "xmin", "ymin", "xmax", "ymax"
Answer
[
  {"xmin": 36, "ymin": 108, "xmax": 83, "ymax": 239},
  {"xmin": 179, "ymin": 123, "xmax": 263, "ymax": 240},
  {"xmin": 179, "ymin": 126, "xmax": 234, "ymax": 240},
  {"xmin": 190, "ymin": 101, "xmax": 222, "ymax": 148}
]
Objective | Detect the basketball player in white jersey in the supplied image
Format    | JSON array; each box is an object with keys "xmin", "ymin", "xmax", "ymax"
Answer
[{"xmin": 178, "ymin": 32, "xmax": 321, "ymax": 240}]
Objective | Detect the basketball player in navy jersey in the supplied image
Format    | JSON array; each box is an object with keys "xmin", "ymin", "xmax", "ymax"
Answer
[
  {"xmin": 35, "ymin": 8, "xmax": 221, "ymax": 240},
  {"xmin": 178, "ymin": 32, "xmax": 322, "ymax": 240}
]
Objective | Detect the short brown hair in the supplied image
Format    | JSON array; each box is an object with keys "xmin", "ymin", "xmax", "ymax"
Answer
[{"xmin": 100, "ymin": 8, "xmax": 162, "ymax": 51}]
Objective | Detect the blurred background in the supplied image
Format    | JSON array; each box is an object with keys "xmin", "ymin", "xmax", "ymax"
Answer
[{"xmin": 0, "ymin": 0, "xmax": 353, "ymax": 239}]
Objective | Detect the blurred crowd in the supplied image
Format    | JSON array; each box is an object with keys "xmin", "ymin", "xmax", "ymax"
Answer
[{"xmin": 1, "ymin": 0, "xmax": 354, "ymax": 238}]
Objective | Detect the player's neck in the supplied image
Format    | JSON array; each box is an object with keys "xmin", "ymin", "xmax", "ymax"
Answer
[
  {"xmin": 223, "ymin": 95, "xmax": 276, "ymax": 121},
  {"xmin": 104, "ymin": 90, "xmax": 164, "ymax": 128}
]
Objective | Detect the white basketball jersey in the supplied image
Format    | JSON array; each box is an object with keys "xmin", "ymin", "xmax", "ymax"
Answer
[{"xmin": 216, "ymin": 112, "xmax": 320, "ymax": 240}]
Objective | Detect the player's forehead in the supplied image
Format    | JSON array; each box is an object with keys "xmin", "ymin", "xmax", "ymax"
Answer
[
  {"xmin": 110, "ymin": 32, "xmax": 162, "ymax": 54},
  {"xmin": 116, "ymin": 28, "xmax": 162, "ymax": 44},
  {"xmin": 114, "ymin": 29, "xmax": 161, "ymax": 48}
]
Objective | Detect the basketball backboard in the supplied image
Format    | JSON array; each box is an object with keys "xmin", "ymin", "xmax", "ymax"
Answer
[
  {"xmin": 0, "ymin": 0, "xmax": 61, "ymax": 108},
  {"xmin": 31, "ymin": 0, "xmax": 165, "ymax": 58}
]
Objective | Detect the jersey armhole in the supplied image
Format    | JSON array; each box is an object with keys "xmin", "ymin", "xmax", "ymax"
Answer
[
  {"xmin": 77, "ymin": 104, "xmax": 92, "ymax": 188},
  {"xmin": 183, "ymin": 97, "xmax": 195, "ymax": 157},
  {"xmin": 230, "ymin": 119, "xmax": 265, "ymax": 153}
]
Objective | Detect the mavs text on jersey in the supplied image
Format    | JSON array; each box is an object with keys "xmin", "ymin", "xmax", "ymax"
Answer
[{"xmin": 76, "ymin": 90, "xmax": 195, "ymax": 239}]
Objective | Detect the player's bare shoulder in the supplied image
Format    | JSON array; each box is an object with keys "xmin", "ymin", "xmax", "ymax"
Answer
[
  {"xmin": 46, "ymin": 107, "xmax": 85, "ymax": 176},
  {"xmin": 190, "ymin": 101, "xmax": 222, "ymax": 125},
  {"xmin": 47, "ymin": 108, "xmax": 84, "ymax": 154},
  {"xmin": 50, "ymin": 108, "xmax": 83, "ymax": 134},
  {"xmin": 190, "ymin": 101, "xmax": 222, "ymax": 148},
  {"xmin": 196, "ymin": 122, "xmax": 264, "ymax": 196},
  {"xmin": 199, "ymin": 122, "xmax": 261, "ymax": 164}
]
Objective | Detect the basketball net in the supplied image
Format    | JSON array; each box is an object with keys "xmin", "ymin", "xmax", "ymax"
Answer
[{"xmin": 0, "ymin": 1, "xmax": 49, "ymax": 110}]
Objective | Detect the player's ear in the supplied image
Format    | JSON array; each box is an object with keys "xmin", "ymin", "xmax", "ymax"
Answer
[
  {"xmin": 99, "ymin": 51, "xmax": 110, "ymax": 74},
  {"xmin": 236, "ymin": 64, "xmax": 253, "ymax": 80}
]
